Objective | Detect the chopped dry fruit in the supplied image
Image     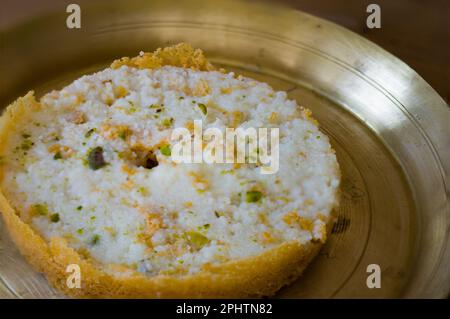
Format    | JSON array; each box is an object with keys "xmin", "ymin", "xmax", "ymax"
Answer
[
  {"xmin": 85, "ymin": 128, "xmax": 96, "ymax": 138},
  {"xmin": 48, "ymin": 144, "xmax": 74, "ymax": 160},
  {"xmin": 87, "ymin": 147, "xmax": 107, "ymax": 170},
  {"xmin": 90, "ymin": 234, "xmax": 100, "ymax": 245},
  {"xmin": 186, "ymin": 231, "xmax": 209, "ymax": 250},
  {"xmin": 245, "ymin": 190, "xmax": 263, "ymax": 203},
  {"xmin": 197, "ymin": 103, "xmax": 207, "ymax": 115},
  {"xmin": 161, "ymin": 117, "xmax": 174, "ymax": 128},
  {"xmin": 66, "ymin": 111, "xmax": 86, "ymax": 124},
  {"xmin": 160, "ymin": 144, "xmax": 171, "ymax": 156},
  {"xmin": 30, "ymin": 204, "xmax": 49, "ymax": 217},
  {"xmin": 50, "ymin": 213, "xmax": 60, "ymax": 223}
]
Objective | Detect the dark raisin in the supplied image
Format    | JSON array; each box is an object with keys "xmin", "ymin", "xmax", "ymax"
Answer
[
  {"xmin": 87, "ymin": 147, "xmax": 107, "ymax": 170},
  {"xmin": 122, "ymin": 147, "xmax": 159, "ymax": 170},
  {"xmin": 144, "ymin": 152, "xmax": 159, "ymax": 169}
]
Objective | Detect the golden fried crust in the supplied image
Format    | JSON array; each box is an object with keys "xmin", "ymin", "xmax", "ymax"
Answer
[
  {"xmin": 0, "ymin": 44, "xmax": 327, "ymax": 298},
  {"xmin": 0, "ymin": 184, "xmax": 321, "ymax": 298},
  {"xmin": 111, "ymin": 43, "xmax": 215, "ymax": 71}
]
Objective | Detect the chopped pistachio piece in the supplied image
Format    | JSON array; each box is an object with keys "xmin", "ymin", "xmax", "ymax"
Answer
[
  {"xmin": 245, "ymin": 190, "xmax": 263, "ymax": 203},
  {"xmin": 160, "ymin": 144, "xmax": 171, "ymax": 156},
  {"xmin": 53, "ymin": 152, "xmax": 62, "ymax": 160},
  {"xmin": 50, "ymin": 213, "xmax": 60, "ymax": 223},
  {"xmin": 90, "ymin": 234, "xmax": 100, "ymax": 245},
  {"xmin": 32, "ymin": 204, "xmax": 49, "ymax": 216},
  {"xmin": 197, "ymin": 103, "xmax": 207, "ymax": 115},
  {"xmin": 119, "ymin": 130, "xmax": 127, "ymax": 141},
  {"xmin": 186, "ymin": 231, "xmax": 209, "ymax": 249},
  {"xmin": 85, "ymin": 128, "xmax": 96, "ymax": 138},
  {"xmin": 161, "ymin": 118, "xmax": 174, "ymax": 128}
]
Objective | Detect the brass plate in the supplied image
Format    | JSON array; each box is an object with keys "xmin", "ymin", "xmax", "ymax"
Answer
[{"xmin": 0, "ymin": 0, "xmax": 449, "ymax": 298}]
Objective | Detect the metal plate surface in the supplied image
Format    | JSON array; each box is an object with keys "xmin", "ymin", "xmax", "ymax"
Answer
[{"xmin": 0, "ymin": 0, "xmax": 448, "ymax": 298}]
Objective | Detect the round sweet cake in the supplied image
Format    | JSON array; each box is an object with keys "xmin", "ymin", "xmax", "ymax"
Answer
[{"xmin": 0, "ymin": 44, "xmax": 340, "ymax": 298}]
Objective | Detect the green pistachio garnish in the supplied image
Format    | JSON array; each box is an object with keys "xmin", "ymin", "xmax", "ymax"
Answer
[
  {"xmin": 197, "ymin": 103, "xmax": 207, "ymax": 115},
  {"xmin": 138, "ymin": 187, "xmax": 149, "ymax": 196},
  {"xmin": 245, "ymin": 190, "xmax": 263, "ymax": 203},
  {"xmin": 161, "ymin": 117, "xmax": 174, "ymax": 128},
  {"xmin": 32, "ymin": 204, "xmax": 49, "ymax": 216},
  {"xmin": 50, "ymin": 213, "xmax": 60, "ymax": 223},
  {"xmin": 53, "ymin": 152, "xmax": 62, "ymax": 160},
  {"xmin": 85, "ymin": 128, "xmax": 96, "ymax": 138},
  {"xmin": 90, "ymin": 234, "xmax": 100, "ymax": 245},
  {"xmin": 119, "ymin": 130, "xmax": 128, "ymax": 141}
]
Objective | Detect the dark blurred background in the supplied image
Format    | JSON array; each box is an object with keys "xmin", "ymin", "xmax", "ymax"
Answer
[
  {"xmin": 276, "ymin": 0, "xmax": 450, "ymax": 103},
  {"xmin": 1, "ymin": 0, "xmax": 449, "ymax": 103}
]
